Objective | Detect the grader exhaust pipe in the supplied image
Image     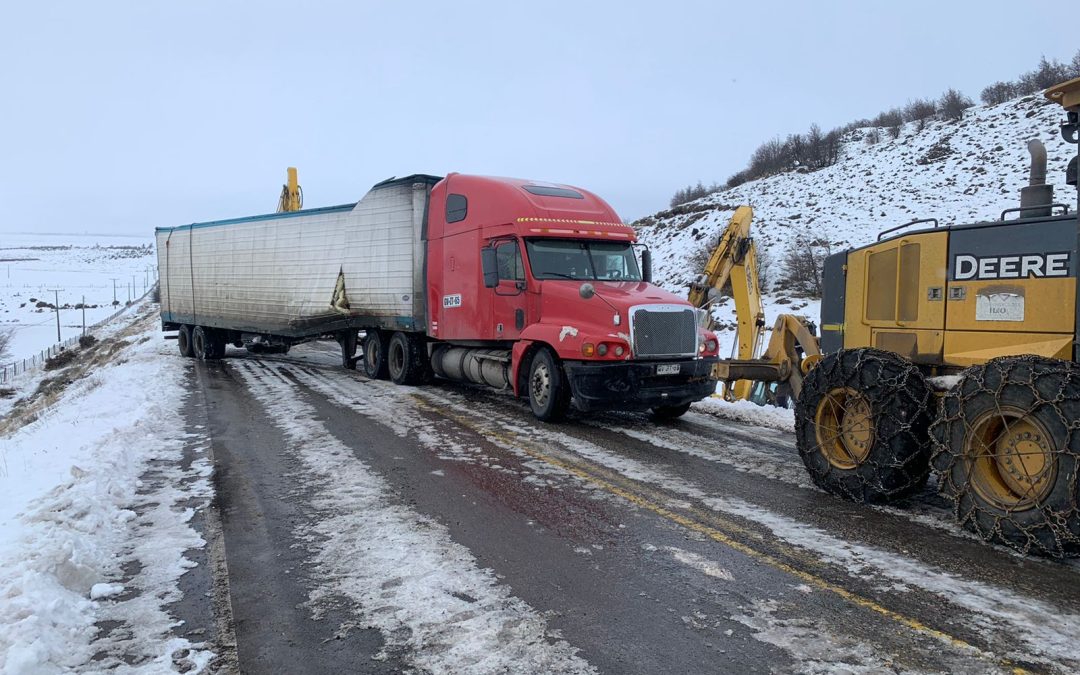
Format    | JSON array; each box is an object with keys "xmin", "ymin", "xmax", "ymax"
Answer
[{"xmin": 1019, "ymin": 139, "xmax": 1054, "ymax": 218}]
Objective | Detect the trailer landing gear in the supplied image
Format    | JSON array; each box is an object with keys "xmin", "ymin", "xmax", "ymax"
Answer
[{"xmin": 337, "ymin": 330, "xmax": 358, "ymax": 369}]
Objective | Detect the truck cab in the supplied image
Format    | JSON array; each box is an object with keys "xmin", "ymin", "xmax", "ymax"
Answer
[{"xmin": 422, "ymin": 174, "xmax": 720, "ymax": 420}]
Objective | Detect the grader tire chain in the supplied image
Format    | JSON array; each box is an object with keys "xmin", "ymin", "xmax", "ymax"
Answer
[
  {"xmin": 931, "ymin": 355, "xmax": 1080, "ymax": 558},
  {"xmin": 796, "ymin": 348, "xmax": 934, "ymax": 503}
]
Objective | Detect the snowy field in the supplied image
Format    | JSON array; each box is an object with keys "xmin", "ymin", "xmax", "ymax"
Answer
[
  {"xmin": 0, "ymin": 233, "xmax": 156, "ymax": 367},
  {"xmin": 0, "ymin": 302, "xmax": 215, "ymax": 673}
]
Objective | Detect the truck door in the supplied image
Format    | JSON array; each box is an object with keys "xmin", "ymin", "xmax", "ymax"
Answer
[
  {"xmin": 847, "ymin": 231, "xmax": 948, "ymax": 363},
  {"xmin": 491, "ymin": 239, "xmax": 528, "ymax": 340}
]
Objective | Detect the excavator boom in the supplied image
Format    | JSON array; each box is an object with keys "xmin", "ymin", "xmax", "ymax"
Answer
[{"xmin": 688, "ymin": 206, "xmax": 820, "ymax": 402}]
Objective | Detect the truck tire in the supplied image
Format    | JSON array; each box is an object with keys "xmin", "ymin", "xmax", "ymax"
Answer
[
  {"xmin": 652, "ymin": 402, "xmax": 692, "ymax": 419},
  {"xmin": 177, "ymin": 325, "xmax": 194, "ymax": 358},
  {"xmin": 191, "ymin": 326, "xmax": 210, "ymax": 360},
  {"xmin": 931, "ymin": 356, "xmax": 1080, "ymax": 558},
  {"xmin": 795, "ymin": 348, "xmax": 933, "ymax": 503},
  {"xmin": 388, "ymin": 332, "xmax": 430, "ymax": 385},
  {"xmin": 362, "ymin": 331, "xmax": 390, "ymax": 380},
  {"xmin": 528, "ymin": 348, "xmax": 572, "ymax": 422}
]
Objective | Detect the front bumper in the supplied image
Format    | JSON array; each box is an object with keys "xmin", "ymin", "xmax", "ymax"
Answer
[{"xmin": 563, "ymin": 357, "xmax": 718, "ymax": 412}]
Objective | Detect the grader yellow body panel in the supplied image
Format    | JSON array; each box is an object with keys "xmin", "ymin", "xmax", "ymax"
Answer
[
  {"xmin": 842, "ymin": 231, "xmax": 948, "ymax": 364},
  {"xmin": 838, "ymin": 221, "xmax": 1077, "ymax": 367}
]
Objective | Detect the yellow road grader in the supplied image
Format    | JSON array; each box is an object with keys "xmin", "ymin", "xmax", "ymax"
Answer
[{"xmin": 694, "ymin": 78, "xmax": 1080, "ymax": 557}]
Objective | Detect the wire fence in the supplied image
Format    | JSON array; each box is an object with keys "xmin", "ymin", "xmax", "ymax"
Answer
[{"xmin": 0, "ymin": 284, "xmax": 157, "ymax": 386}]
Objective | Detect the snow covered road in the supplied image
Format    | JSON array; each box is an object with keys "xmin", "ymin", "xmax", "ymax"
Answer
[
  {"xmin": 6, "ymin": 323, "xmax": 1080, "ymax": 674},
  {"xmin": 192, "ymin": 343, "xmax": 1080, "ymax": 674}
]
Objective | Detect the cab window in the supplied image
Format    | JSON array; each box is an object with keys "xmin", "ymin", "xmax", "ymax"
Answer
[{"xmin": 496, "ymin": 241, "xmax": 524, "ymax": 281}]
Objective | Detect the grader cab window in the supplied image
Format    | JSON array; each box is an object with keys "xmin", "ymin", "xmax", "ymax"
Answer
[{"xmin": 866, "ymin": 243, "xmax": 921, "ymax": 323}]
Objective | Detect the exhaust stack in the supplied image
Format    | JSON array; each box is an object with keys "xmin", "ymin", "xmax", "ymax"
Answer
[{"xmin": 1019, "ymin": 139, "xmax": 1054, "ymax": 217}]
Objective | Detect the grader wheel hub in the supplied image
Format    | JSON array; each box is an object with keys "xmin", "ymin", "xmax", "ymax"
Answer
[
  {"xmin": 967, "ymin": 410, "xmax": 1057, "ymax": 510},
  {"xmin": 815, "ymin": 387, "xmax": 875, "ymax": 470}
]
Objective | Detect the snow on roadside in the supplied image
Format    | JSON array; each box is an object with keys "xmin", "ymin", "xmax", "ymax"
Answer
[
  {"xmin": 691, "ymin": 397, "xmax": 794, "ymax": 432},
  {"xmin": 713, "ymin": 496, "xmax": 1080, "ymax": 673},
  {"xmin": 231, "ymin": 360, "xmax": 595, "ymax": 674},
  {"xmin": 0, "ymin": 310, "xmax": 214, "ymax": 673}
]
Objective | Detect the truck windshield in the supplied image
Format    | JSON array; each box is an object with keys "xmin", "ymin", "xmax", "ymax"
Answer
[{"xmin": 525, "ymin": 239, "xmax": 642, "ymax": 281}]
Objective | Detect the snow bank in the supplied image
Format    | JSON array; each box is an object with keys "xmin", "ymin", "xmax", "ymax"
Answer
[
  {"xmin": 0, "ymin": 311, "xmax": 214, "ymax": 673},
  {"xmin": 691, "ymin": 396, "xmax": 795, "ymax": 432}
]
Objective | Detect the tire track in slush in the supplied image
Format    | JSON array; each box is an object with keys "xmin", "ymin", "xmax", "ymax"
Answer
[{"xmin": 228, "ymin": 360, "xmax": 596, "ymax": 674}]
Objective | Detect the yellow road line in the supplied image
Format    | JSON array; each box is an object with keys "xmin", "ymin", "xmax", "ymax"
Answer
[{"xmin": 411, "ymin": 395, "xmax": 1031, "ymax": 674}]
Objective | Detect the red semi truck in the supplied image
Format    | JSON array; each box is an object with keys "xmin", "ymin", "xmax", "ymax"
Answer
[{"xmin": 157, "ymin": 173, "xmax": 720, "ymax": 420}]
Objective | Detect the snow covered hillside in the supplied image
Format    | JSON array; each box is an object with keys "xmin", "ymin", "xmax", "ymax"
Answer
[
  {"xmin": 636, "ymin": 93, "xmax": 1076, "ymax": 344},
  {"xmin": 0, "ymin": 234, "xmax": 156, "ymax": 366}
]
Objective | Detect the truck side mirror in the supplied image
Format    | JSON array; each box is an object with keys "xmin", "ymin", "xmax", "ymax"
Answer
[
  {"xmin": 481, "ymin": 247, "xmax": 499, "ymax": 288},
  {"xmin": 641, "ymin": 248, "xmax": 653, "ymax": 283}
]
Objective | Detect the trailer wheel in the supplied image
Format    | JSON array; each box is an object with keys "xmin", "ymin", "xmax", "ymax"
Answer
[
  {"xmin": 362, "ymin": 331, "xmax": 390, "ymax": 380},
  {"xmin": 388, "ymin": 332, "xmax": 430, "ymax": 385},
  {"xmin": 652, "ymin": 402, "xmax": 692, "ymax": 420},
  {"xmin": 931, "ymin": 356, "xmax": 1080, "ymax": 558},
  {"xmin": 528, "ymin": 348, "xmax": 571, "ymax": 422},
  {"xmin": 177, "ymin": 325, "xmax": 194, "ymax": 358},
  {"xmin": 191, "ymin": 326, "xmax": 210, "ymax": 360},
  {"xmin": 795, "ymin": 348, "xmax": 933, "ymax": 503}
]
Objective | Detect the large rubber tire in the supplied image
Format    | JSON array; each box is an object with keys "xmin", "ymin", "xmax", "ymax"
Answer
[
  {"xmin": 362, "ymin": 331, "xmax": 390, "ymax": 380},
  {"xmin": 528, "ymin": 348, "xmax": 572, "ymax": 422},
  {"xmin": 387, "ymin": 332, "xmax": 431, "ymax": 385},
  {"xmin": 795, "ymin": 348, "xmax": 933, "ymax": 503},
  {"xmin": 652, "ymin": 402, "xmax": 692, "ymax": 420},
  {"xmin": 191, "ymin": 326, "xmax": 210, "ymax": 360},
  {"xmin": 177, "ymin": 325, "xmax": 194, "ymax": 358},
  {"xmin": 931, "ymin": 356, "xmax": 1080, "ymax": 558}
]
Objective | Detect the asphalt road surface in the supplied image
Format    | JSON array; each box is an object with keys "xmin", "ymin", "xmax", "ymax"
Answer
[{"xmin": 187, "ymin": 342, "xmax": 1080, "ymax": 674}]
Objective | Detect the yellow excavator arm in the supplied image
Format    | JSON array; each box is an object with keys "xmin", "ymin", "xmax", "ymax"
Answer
[
  {"xmin": 689, "ymin": 206, "xmax": 766, "ymax": 399},
  {"xmin": 276, "ymin": 167, "xmax": 303, "ymax": 212},
  {"xmin": 688, "ymin": 205, "xmax": 821, "ymax": 402}
]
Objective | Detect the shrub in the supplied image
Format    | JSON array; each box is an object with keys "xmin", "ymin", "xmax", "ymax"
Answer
[
  {"xmin": 777, "ymin": 232, "xmax": 832, "ymax": 298},
  {"xmin": 939, "ymin": 88, "xmax": 974, "ymax": 121},
  {"xmin": 44, "ymin": 349, "xmax": 77, "ymax": 371}
]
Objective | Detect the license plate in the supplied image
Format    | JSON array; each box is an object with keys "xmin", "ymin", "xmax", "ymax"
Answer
[{"xmin": 656, "ymin": 363, "xmax": 681, "ymax": 375}]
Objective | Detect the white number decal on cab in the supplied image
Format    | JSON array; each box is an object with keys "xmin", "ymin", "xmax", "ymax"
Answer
[{"xmin": 443, "ymin": 294, "xmax": 463, "ymax": 309}]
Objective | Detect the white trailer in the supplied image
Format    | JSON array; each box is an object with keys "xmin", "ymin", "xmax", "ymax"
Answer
[{"xmin": 156, "ymin": 175, "xmax": 440, "ymax": 361}]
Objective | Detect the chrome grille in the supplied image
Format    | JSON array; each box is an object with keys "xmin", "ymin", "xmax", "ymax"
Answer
[{"xmin": 631, "ymin": 306, "xmax": 697, "ymax": 357}]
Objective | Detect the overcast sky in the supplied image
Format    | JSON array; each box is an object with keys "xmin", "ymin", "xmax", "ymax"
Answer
[{"xmin": 0, "ymin": 1, "xmax": 1076, "ymax": 236}]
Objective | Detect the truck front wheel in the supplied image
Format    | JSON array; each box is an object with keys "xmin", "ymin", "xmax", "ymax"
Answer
[
  {"xmin": 362, "ymin": 331, "xmax": 390, "ymax": 380},
  {"xmin": 528, "ymin": 349, "xmax": 572, "ymax": 422}
]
